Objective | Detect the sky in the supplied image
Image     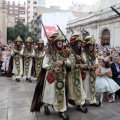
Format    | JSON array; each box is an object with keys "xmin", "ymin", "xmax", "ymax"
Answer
[{"xmin": 7, "ymin": 0, "xmax": 100, "ymax": 9}]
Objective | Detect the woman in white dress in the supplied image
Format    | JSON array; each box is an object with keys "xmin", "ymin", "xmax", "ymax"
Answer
[{"xmin": 96, "ymin": 58, "xmax": 120, "ymax": 102}]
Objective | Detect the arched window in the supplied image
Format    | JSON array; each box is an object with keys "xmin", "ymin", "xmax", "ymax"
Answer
[
  {"xmin": 102, "ymin": 29, "xmax": 110, "ymax": 36},
  {"xmin": 101, "ymin": 29, "xmax": 110, "ymax": 46}
]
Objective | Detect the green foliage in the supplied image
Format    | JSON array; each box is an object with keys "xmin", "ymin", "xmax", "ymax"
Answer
[
  {"xmin": 7, "ymin": 27, "xmax": 15, "ymax": 41},
  {"xmin": 7, "ymin": 21, "xmax": 37, "ymax": 43}
]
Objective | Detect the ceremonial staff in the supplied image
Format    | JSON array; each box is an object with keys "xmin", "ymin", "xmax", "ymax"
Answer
[
  {"xmin": 41, "ymin": 21, "xmax": 56, "ymax": 61},
  {"xmin": 57, "ymin": 25, "xmax": 78, "ymax": 56},
  {"xmin": 69, "ymin": 26, "xmax": 74, "ymax": 34}
]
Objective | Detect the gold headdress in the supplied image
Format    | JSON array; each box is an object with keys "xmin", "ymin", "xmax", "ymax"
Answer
[
  {"xmin": 26, "ymin": 37, "xmax": 33, "ymax": 43},
  {"xmin": 15, "ymin": 36, "xmax": 23, "ymax": 42},
  {"xmin": 37, "ymin": 38, "xmax": 44, "ymax": 44}
]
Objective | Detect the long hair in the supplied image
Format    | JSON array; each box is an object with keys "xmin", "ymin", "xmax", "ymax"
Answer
[
  {"xmin": 71, "ymin": 41, "xmax": 82, "ymax": 55},
  {"xmin": 84, "ymin": 44, "xmax": 96, "ymax": 60},
  {"xmin": 102, "ymin": 59, "xmax": 109, "ymax": 68}
]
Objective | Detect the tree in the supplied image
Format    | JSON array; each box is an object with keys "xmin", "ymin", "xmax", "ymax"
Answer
[
  {"xmin": 7, "ymin": 21, "xmax": 37, "ymax": 43},
  {"xmin": 7, "ymin": 27, "xmax": 15, "ymax": 41}
]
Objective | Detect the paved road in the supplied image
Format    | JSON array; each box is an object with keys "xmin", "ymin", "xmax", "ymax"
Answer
[{"xmin": 0, "ymin": 76, "xmax": 120, "ymax": 120}]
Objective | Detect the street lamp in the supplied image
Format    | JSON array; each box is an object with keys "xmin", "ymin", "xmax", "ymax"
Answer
[{"xmin": 80, "ymin": 28, "xmax": 87, "ymax": 39}]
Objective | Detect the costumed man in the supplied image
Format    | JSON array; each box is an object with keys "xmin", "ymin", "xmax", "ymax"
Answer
[
  {"xmin": 30, "ymin": 33, "xmax": 70, "ymax": 120},
  {"xmin": 82, "ymin": 36, "xmax": 101, "ymax": 106},
  {"xmin": 23, "ymin": 37, "xmax": 35, "ymax": 83},
  {"xmin": 67, "ymin": 33, "xmax": 87, "ymax": 113},
  {"xmin": 11, "ymin": 36, "xmax": 24, "ymax": 82},
  {"xmin": 35, "ymin": 39, "xmax": 45, "ymax": 78}
]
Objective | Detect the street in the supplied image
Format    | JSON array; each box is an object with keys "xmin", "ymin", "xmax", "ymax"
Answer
[{"xmin": 0, "ymin": 76, "xmax": 120, "ymax": 120}]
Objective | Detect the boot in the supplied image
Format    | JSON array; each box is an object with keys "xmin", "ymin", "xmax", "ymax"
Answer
[
  {"xmin": 90, "ymin": 101, "xmax": 101, "ymax": 107},
  {"xmin": 29, "ymin": 78, "xmax": 32, "ymax": 83},
  {"xmin": 16, "ymin": 78, "xmax": 20, "ymax": 82},
  {"xmin": 76, "ymin": 105, "xmax": 88, "ymax": 113},
  {"xmin": 44, "ymin": 106, "xmax": 50, "ymax": 115},
  {"xmin": 26, "ymin": 77, "xmax": 29, "ymax": 81},
  {"xmin": 59, "ymin": 112, "xmax": 69, "ymax": 120}
]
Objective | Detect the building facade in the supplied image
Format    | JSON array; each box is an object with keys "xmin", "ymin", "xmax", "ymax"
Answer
[
  {"xmin": 7, "ymin": 1, "xmax": 27, "ymax": 25},
  {"xmin": 30, "ymin": 7, "xmax": 87, "ymax": 44},
  {"xmin": 67, "ymin": 0, "xmax": 120, "ymax": 47},
  {"xmin": 0, "ymin": 0, "xmax": 7, "ymax": 44},
  {"xmin": 27, "ymin": 0, "xmax": 46, "ymax": 24},
  {"xmin": 68, "ymin": 3, "xmax": 93, "ymax": 12},
  {"xmin": 7, "ymin": 16, "xmax": 15, "ymax": 27}
]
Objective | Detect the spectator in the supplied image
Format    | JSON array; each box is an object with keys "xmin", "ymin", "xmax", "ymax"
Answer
[
  {"xmin": 110, "ymin": 56, "xmax": 120, "ymax": 98},
  {"xmin": 96, "ymin": 58, "xmax": 120, "ymax": 102}
]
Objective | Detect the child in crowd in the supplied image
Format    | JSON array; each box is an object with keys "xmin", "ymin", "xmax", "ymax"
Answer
[{"xmin": 96, "ymin": 58, "xmax": 120, "ymax": 102}]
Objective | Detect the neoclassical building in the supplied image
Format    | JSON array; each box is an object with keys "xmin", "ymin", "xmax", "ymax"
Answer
[
  {"xmin": 67, "ymin": 0, "xmax": 120, "ymax": 46},
  {"xmin": 0, "ymin": 0, "xmax": 7, "ymax": 44}
]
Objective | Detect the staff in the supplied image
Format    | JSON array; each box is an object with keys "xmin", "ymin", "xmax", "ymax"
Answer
[{"xmin": 41, "ymin": 21, "xmax": 56, "ymax": 60}]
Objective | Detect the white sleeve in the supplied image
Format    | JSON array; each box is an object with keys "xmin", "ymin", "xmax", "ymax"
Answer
[
  {"xmin": 11, "ymin": 49, "xmax": 14, "ymax": 56},
  {"xmin": 42, "ymin": 55, "xmax": 50, "ymax": 69},
  {"xmin": 20, "ymin": 48, "xmax": 24, "ymax": 55}
]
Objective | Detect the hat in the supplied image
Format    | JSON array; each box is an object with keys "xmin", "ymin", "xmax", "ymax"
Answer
[
  {"xmin": 49, "ymin": 32, "xmax": 64, "ymax": 44},
  {"xmin": 83, "ymin": 35, "xmax": 95, "ymax": 46},
  {"xmin": 37, "ymin": 39, "xmax": 44, "ymax": 44},
  {"xmin": 26, "ymin": 37, "xmax": 33, "ymax": 43},
  {"xmin": 15, "ymin": 36, "xmax": 23, "ymax": 43},
  {"xmin": 70, "ymin": 32, "xmax": 83, "ymax": 44}
]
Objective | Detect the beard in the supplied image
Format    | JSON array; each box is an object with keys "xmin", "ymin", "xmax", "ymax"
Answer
[
  {"xmin": 54, "ymin": 42, "xmax": 62, "ymax": 51},
  {"xmin": 72, "ymin": 42, "xmax": 81, "ymax": 55},
  {"xmin": 16, "ymin": 43, "xmax": 21, "ymax": 49},
  {"xmin": 38, "ymin": 44, "xmax": 43, "ymax": 50}
]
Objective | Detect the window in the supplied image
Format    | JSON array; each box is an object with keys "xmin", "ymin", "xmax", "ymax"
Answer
[
  {"xmin": 33, "ymin": 1, "xmax": 37, "ymax": 4},
  {"xmin": 14, "ymin": 7, "xmax": 18, "ymax": 10},
  {"xmin": 10, "ymin": 7, "xmax": 13, "ymax": 10},
  {"xmin": 19, "ymin": 11, "xmax": 25, "ymax": 14},
  {"xmin": 33, "ymin": 6, "xmax": 37, "ymax": 9},
  {"xmin": 19, "ymin": 7, "xmax": 25, "ymax": 10},
  {"xmin": 15, "ymin": 11, "xmax": 18, "ymax": 14},
  {"xmin": 28, "ymin": 1, "xmax": 30, "ymax": 4},
  {"xmin": 10, "ymin": 11, "xmax": 13, "ymax": 14},
  {"xmin": 19, "ymin": 19, "xmax": 25, "ymax": 22}
]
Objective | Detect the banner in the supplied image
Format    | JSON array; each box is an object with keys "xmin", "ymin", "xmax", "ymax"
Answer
[{"xmin": 44, "ymin": 26, "xmax": 58, "ymax": 37}]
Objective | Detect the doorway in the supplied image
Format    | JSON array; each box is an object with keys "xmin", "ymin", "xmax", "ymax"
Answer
[{"xmin": 101, "ymin": 29, "xmax": 110, "ymax": 46}]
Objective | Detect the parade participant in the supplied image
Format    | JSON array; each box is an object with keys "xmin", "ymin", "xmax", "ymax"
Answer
[
  {"xmin": 82, "ymin": 36, "xmax": 101, "ymax": 106},
  {"xmin": 11, "ymin": 36, "xmax": 24, "ymax": 82},
  {"xmin": 67, "ymin": 33, "xmax": 87, "ymax": 113},
  {"xmin": 35, "ymin": 39, "xmax": 45, "ymax": 78},
  {"xmin": 31, "ymin": 33, "xmax": 70, "ymax": 120},
  {"xmin": 23, "ymin": 37, "xmax": 35, "ymax": 83}
]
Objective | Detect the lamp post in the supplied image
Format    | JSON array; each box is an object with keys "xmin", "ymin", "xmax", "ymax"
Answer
[{"xmin": 80, "ymin": 28, "xmax": 87, "ymax": 39}]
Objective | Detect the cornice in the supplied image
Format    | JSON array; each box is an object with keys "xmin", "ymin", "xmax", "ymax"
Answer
[{"xmin": 67, "ymin": 4, "xmax": 120, "ymax": 28}]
